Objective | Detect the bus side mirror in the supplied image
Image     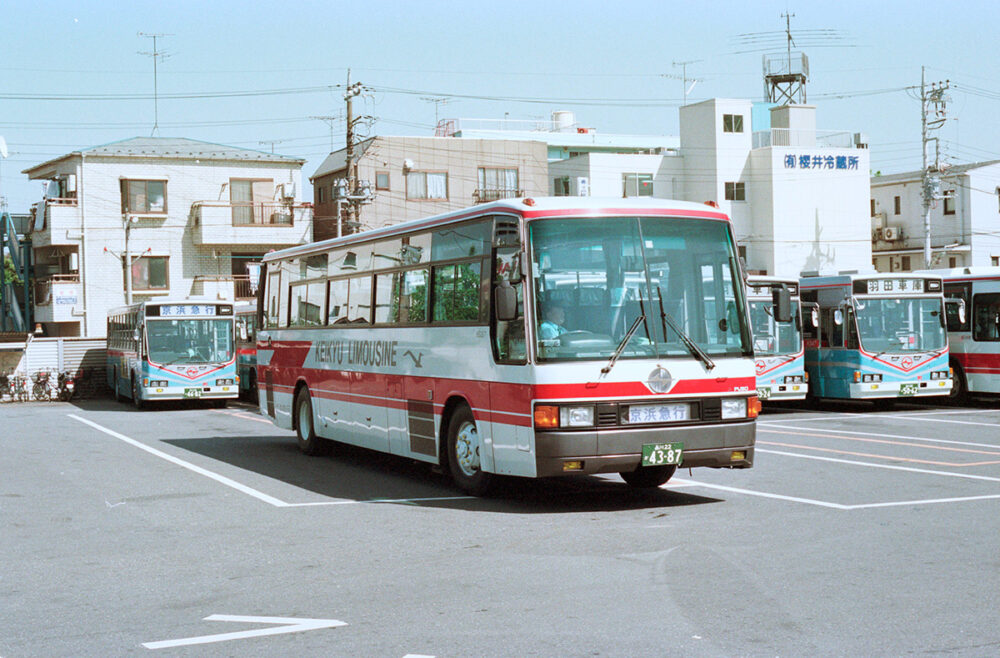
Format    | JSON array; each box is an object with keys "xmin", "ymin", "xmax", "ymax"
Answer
[
  {"xmin": 133, "ymin": 329, "xmax": 141, "ymax": 342},
  {"xmin": 810, "ymin": 304, "xmax": 820, "ymax": 329},
  {"xmin": 833, "ymin": 308, "xmax": 844, "ymax": 326},
  {"xmin": 772, "ymin": 285, "xmax": 792, "ymax": 323},
  {"xmin": 495, "ymin": 280, "xmax": 517, "ymax": 322},
  {"xmin": 945, "ymin": 298, "xmax": 966, "ymax": 326}
]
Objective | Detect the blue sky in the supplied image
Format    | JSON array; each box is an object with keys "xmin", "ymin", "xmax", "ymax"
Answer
[{"xmin": 1, "ymin": 0, "xmax": 997, "ymax": 212}]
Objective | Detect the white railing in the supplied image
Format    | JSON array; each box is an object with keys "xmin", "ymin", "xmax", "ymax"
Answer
[{"xmin": 753, "ymin": 129, "xmax": 857, "ymax": 149}]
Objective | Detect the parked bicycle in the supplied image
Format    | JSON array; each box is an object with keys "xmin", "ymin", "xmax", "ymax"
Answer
[
  {"xmin": 58, "ymin": 370, "xmax": 76, "ymax": 401},
  {"xmin": 0, "ymin": 371, "xmax": 13, "ymax": 402},
  {"xmin": 32, "ymin": 370, "xmax": 54, "ymax": 401}
]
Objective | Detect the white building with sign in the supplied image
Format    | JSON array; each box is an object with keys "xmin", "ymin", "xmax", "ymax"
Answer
[{"xmin": 549, "ymin": 100, "xmax": 871, "ymax": 277}]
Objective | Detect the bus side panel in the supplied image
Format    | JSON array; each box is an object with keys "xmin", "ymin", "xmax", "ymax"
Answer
[{"xmin": 487, "ymin": 378, "xmax": 536, "ymax": 477}]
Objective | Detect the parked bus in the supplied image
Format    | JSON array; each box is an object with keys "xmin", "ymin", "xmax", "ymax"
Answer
[
  {"xmin": 925, "ymin": 267, "xmax": 1000, "ymax": 400},
  {"xmin": 106, "ymin": 299, "xmax": 237, "ymax": 408},
  {"xmin": 799, "ymin": 271, "xmax": 951, "ymax": 405},
  {"xmin": 747, "ymin": 276, "xmax": 808, "ymax": 401},
  {"xmin": 235, "ymin": 301, "xmax": 258, "ymax": 402},
  {"xmin": 256, "ymin": 197, "xmax": 761, "ymax": 495}
]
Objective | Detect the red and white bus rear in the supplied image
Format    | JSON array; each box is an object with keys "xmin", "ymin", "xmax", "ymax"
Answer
[
  {"xmin": 255, "ymin": 197, "xmax": 760, "ymax": 495},
  {"xmin": 933, "ymin": 267, "xmax": 1000, "ymax": 399}
]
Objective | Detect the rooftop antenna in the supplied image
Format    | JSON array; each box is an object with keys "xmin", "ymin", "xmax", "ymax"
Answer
[
  {"xmin": 258, "ymin": 139, "xmax": 286, "ymax": 154},
  {"xmin": 311, "ymin": 114, "xmax": 344, "ymax": 152},
  {"xmin": 661, "ymin": 60, "xmax": 703, "ymax": 105},
  {"xmin": 420, "ymin": 96, "xmax": 450, "ymax": 127},
  {"xmin": 138, "ymin": 32, "xmax": 173, "ymax": 136}
]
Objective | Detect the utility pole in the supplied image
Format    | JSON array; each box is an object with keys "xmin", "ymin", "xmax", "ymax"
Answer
[
  {"xmin": 920, "ymin": 66, "xmax": 951, "ymax": 268},
  {"xmin": 339, "ymin": 70, "xmax": 371, "ymax": 237},
  {"xmin": 138, "ymin": 32, "xmax": 172, "ymax": 137}
]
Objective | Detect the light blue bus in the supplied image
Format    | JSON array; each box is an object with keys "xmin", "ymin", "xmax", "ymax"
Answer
[
  {"xmin": 747, "ymin": 276, "xmax": 808, "ymax": 401},
  {"xmin": 799, "ymin": 271, "xmax": 952, "ymax": 406},
  {"xmin": 106, "ymin": 299, "xmax": 238, "ymax": 408}
]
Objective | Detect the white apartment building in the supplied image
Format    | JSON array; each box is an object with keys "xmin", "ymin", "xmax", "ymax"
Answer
[
  {"xmin": 870, "ymin": 161, "xmax": 1000, "ymax": 272},
  {"xmin": 22, "ymin": 137, "xmax": 312, "ymax": 337},
  {"xmin": 549, "ymin": 100, "xmax": 872, "ymax": 278}
]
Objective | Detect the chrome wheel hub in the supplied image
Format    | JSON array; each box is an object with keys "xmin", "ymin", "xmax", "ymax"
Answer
[{"xmin": 455, "ymin": 421, "xmax": 481, "ymax": 477}]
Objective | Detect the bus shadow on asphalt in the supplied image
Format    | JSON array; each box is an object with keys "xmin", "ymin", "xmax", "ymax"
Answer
[{"xmin": 162, "ymin": 435, "xmax": 724, "ymax": 513}]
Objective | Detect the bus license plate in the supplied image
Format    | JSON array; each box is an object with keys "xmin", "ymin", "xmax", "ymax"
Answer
[
  {"xmin": 184, "ymin": 388, "xmax": 202, "ymax": 399},
  {"xmin": 899, "ymin": 384, "xmax": 918, "ymax": 396},
  {"xmin": 756, "ymin": 387, "xmax": 771, "ymax": 400},
  {"xmin": 642, "ymin": 442, "xmax": 683, "ymax": 466}
]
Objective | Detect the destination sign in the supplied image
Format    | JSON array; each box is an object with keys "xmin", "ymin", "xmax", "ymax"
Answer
[
  {"xmin": 864, "ymin": 278, "xmax": 924, "ymax": 294},
  {"xmin": 160, "ymin": 304, "xmax": 218, "ymax": 316}
]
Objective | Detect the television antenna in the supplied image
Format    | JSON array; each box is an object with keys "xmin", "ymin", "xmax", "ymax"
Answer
[{"xmin": 138, "ymin": 32, "xmax": 173, "ymax": 136}]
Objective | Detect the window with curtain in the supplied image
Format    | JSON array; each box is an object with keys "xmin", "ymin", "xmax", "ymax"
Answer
[
  {"xmin": 130, "ymin": 256, "xmax": 169, "ymax": 290},
  {"xmin": 231, "ymin": 178, "xmax": 275, "ymax": 224},
  {"xmin": 407, "ymin": 171, "xmax": 448, "ymax": 200},
  {"xmin": 121, "ymin": 180, "xmax": 167, "ymax": 214}
]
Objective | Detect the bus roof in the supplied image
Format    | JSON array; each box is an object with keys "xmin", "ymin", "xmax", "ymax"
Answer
[
  {"xmin": 106, "ymin": 298, "xmax": 230, "ymax": 317},
  {"xmin": 263, "ymin": 196, "xmax": 730, "ymax": 263},
  {"xmin": 915, "ymin": 266, "xmax": 1000, "ymax": 281}
]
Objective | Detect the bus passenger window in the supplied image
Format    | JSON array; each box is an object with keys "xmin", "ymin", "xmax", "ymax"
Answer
[{"xmin": 433, "ymin": 262, "xmax": 483, "ymax": 323}]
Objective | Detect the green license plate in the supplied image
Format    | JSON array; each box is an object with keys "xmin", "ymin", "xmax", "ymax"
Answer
[
  {"xmin": 184, "ymin": 388, "xmax": 202, "ymax": 399},
  {"xmin": 642, "ymin": 442, "xmax": 683, "ymax": 466},
  {"xmin": 899, "ymin": 384, "xmax": 918, "ymax": 396},
  {"xmin": 756, "ymin": 387, "xmax": 771, "ymax": 400}
]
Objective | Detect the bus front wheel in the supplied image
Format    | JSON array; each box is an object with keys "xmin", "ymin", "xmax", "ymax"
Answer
[
  {"xmin": 447, "ymin": 405, "xmax": 494, "ymax": 496},
  {"xmin": 949, "ymin": 365, "xmax": 968, "ymax": 404},
  {"xmin": 295, "ymin": 388, "xmax": 328, "ymax": 456},
  {"xmin": 131, "ymin": 375, "xmax": 144, "ymax": 410},
  {"xmin": 620, "ymin": 464, "xmax": 676, "ymax": 488}
]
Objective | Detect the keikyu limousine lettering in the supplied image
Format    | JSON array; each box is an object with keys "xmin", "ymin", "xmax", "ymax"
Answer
[{"xmin": 315, "ymin": 339, "xmax": 399, "ymax": 367}]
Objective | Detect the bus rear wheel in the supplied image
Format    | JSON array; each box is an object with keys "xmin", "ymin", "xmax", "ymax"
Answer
[
  {"xmin": 131, "ymin": 376, "xmax": 144, "ymax": 410},
  {"xmin": 447, "ymin": 405, "xmax": 494, "ymax": 496},
  {"xmin": 620, "ymin": 464, "xmax": 676, "ymax": 488},
  {"xmin": 295, "ymin": 387, "xmax": 329, "ymax": 456},
  {"xmin": 949, "ymin": 365, "xmax": 968, "ymax": 404}
]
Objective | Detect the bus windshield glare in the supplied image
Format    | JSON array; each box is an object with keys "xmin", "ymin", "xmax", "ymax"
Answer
[
  {"xmin": 147, "ymin": 319, "xmax": 235, "ymax": 364},
  {"xmin": 530, "ymin": 216, "xmax": 751, "ymax": 362},
  {"xmin": 854, "ymin": 297, "xmax": 946, "ymax": 352},
  {"xmin": 750, "ymin": 300, "xmax": 802, "ymax": 356}
]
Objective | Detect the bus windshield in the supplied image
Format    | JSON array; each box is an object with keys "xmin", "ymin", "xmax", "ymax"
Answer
[
  {"xmin": 750, "ymin": 300, "xmax": 802, "ymax": 356},
  {"xmin": 854, "ymin": 297, "xmax": 946, "ymax": 353},
  {"xmin": 147, "ymin": 319, "xmax": 234, "ymax": 364},
  {"xmin": 530, "ymin": 216, "xmax": 751, "ymax": 363}
]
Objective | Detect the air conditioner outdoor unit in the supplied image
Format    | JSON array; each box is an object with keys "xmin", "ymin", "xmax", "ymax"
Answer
[{"xmin": 883, "ymin": 226, "xmax": 899, "ymax": 240}]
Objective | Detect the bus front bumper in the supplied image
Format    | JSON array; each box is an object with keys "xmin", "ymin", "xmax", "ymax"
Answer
[
  {"xmin": 757, "ymin": 383, "xmax": 808, "ymax": 401},
  {"xmin": 849, "ymin": 379, "xmax": 952, "ymax": 399},
  {"xmin": 534, "ymin": 421, "xmax": 755, "ymax": 478},
  {"xmin": 144, "ymin": 385, "xmax": 239, "ymax": 400}
]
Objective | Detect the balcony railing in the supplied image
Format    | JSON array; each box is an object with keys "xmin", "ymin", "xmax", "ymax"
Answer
[
  {"xmin": 473, "ymin": 188, "xmax": 524, "ymax": 203},
  {"xmin": 752, "ymin": 129, "xmax": 857, "ymax": 149},
  {"xmin": 29, "ymin": 198, "xmax": 81, "ymax": 247},
  {"xmin": 190, "ymin": 275, "xmax": 257, "ymax": 301},
  {"xmin": 230, "ymin": 202, "xmax": 294, "ymax": 226},
  {"xmin": 34, "ymin": 274, "xmax": 80, "ymax": 306},
  {"xmin": 189, "ymin": 201, "xmax": 312, "ymax": 246}
]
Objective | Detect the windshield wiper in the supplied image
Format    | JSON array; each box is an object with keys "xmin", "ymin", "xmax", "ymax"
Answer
[
  {"xmin": 657, "ymin": 287, "xmax": 716, "ymax": 371},
  {"xmin": 602, "ymin": 314, "xmax": 645, "ymax": 375}
]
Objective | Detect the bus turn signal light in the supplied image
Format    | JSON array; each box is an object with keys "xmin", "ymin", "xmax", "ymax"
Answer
[
  {"xmin": 748, "ymin": 396, "xmax": 762, "ymax": 418},
  {"xmin": 534, "ymin": 405, "xmax": 559, "ymax": 428}
]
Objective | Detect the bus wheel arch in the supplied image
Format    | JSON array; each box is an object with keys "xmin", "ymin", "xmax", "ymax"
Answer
[
  {"xmin": 131, "ymin": 372, "xmax": 144, "ymax": 410},
  {"xmin": 442, "ymin": 398, "xmax": 494, "ymax": 496},
  {"xmin": 949, "ymin": 359, "xmax": 968, "ymax": 402}
]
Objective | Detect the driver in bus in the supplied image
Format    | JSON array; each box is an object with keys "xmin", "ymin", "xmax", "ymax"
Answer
[{"xmin": 539, "ymin": 304, "xmax": 569, "ymax": 340}]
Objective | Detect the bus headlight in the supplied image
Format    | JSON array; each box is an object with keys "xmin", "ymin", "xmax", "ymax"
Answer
[
  {"xmin": 783, "ymin": 375, "xmax": 804, "ymax": 383},
  {"xmin": 150, "ymin": 380, "xmax": 168, "ymax": 387},
  {"xmin": 930, "ymin": 371, "xmax": 950, "ymax": 380},
  {"xmin": 721, "ymin": 398, "xmax": 747, "ymax": 419},
  {"xmin": 560, "ymin": 406, "xmax": 595, "ymax": 427},
  {"xmin": 216, "ymin": 378, "xmax": 235, "ymax": 386},
  {"xmin": 862, "ymin": 374, "xmax": 883, "ymax": 383}
]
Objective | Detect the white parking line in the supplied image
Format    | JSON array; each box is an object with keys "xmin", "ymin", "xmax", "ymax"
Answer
[
  {"xmin": 67, "ymin": 414, "xmax": 474, "ymax": 508},
  {"xmin": 757, "ymin": 448, "xmax": 1000, "ymax": 483},
  {"xmin": 760, "ymin": 422, "xmax": 1000, "ymax": 450}
]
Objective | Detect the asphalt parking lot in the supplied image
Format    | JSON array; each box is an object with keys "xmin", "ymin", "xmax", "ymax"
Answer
[{"xmin": 2, "ymin": 397, "xmax": 998, "ymax": 656}]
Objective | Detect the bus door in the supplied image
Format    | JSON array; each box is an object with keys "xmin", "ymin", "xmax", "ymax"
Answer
[
  {"xmin": 259, "ymin": 265, "xmax": 280, "ymax": 419},
  {"xmin": 489, "ymin": 219, "xmax": 531, "ymax": 473}
]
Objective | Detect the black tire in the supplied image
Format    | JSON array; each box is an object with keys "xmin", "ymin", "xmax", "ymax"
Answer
[
  {"xmin": 872, "ymin": 398, "xmax": 895, "ymax": 411},
  {"xmin": 948, "ymin": 364, "xmax": 968, "ymax": 404},
  {"xmin": 446, "ymin": 405, "xmax": 494, "ymax": 496},
  {"xmin": 294, "ymin": 387, "xmax": 329, "ymax": 456},
  {"xmin": 248, "ymin": 371, "xmax": 259, "ymax": 405},
  {"xmin": 131, "ymin": 376, "xmax": 144, "ymax": 410},
  {"xmin": 213, "ymin": 399, "xmax": 228, "ymax": 409},
  {"xmin": 620, "ymin": 464, "xmax": 677, "ymax": 488}
]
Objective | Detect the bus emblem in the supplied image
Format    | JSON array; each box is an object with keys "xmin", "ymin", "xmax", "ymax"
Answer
[{"xmin": 647, "ymin": 367, "xmax": 673, "ymax": 394}]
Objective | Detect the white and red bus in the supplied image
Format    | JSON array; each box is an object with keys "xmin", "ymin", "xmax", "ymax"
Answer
[
  {"xmin": 931, "ymin": 267, "xmax": 1000, "ymax": 399},
  {"xmin": 255, "ymin": 197, "xmax": 760, "ymax": 495}
]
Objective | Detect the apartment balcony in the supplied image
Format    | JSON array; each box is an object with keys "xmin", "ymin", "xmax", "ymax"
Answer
[
  {"xmin": 190, "ymin": 201, "xmax": 312, "ymax": 247},
  {"xmin": 29, "ymin": 198, "xmax": 81, "ymax": 248},
  {"xmin": 473, "ymin": 188, "xmax": 524, "ymax": 204},
  {"xmin": 190, "ymin": 274, "xmax": 258, "ymax": 302},
  {"xmin": 33, "ymin": 274, "xmax": 82, "ymax": 323}
]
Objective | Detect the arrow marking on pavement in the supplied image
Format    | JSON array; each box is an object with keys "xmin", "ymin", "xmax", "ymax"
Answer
[{"xmin": 143, "ymin": 614, "xmax": 347, "ymax": 650}]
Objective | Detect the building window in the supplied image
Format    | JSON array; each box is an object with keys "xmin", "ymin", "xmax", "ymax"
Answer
[
  {"xmin": 901, "ymin": 255, "xmax": 911, "ymax": 271},
  {"xmin": 622, "ymin": 173, "xmax": 653, "ymax": 197},
  {"xmin": 949, "ymin": 256, "xmax": 957, "ymax": 268},
  {"xmin": 724, "ymin": 181, "xmax": 746, "ymax": 201},
  {"xmin": 475, "ymin": 167, "xmax": 519, "ymax": 202},
  {"xmin": 870, "ymin": 199, "xmax": 876, "ymax": 216},
  {"xmin": 553, "ymin": 177, "xmax": 570, "ymax": 196},
  {"xmin": 316, "ymin": 186, "xmax": 326, "ymax": 204},
  {"xmin": 376, "ymin": 172, "xmax": 390, "ymax": 190},
  {"xmin": 130, "ymin": 256, "xmax": 169, "ymax": 291},
  {"xmin": 944, "ymin": 192, "xmax": 956, "ymax": 215},
  {"xmin": 723, "ymin": 114, "xmax": 744, "ymax": 133},
  {"xmin": 231, "ymin": 179, "xmax": 277, "ymax": 225},
  {"xmin": 406, "ymin": 171, "xmax": 448, "ymax": 200},
  {"xmin": 894, "ymin": 196, "xmax": 901, "ymax": 215},
  {"xmin": 121, "ymin": 180, "xmax": 166, "ymax": 214},
  {"xmin": 993, "ymin": 256, "xmax": 999, "ymax": 266}
]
